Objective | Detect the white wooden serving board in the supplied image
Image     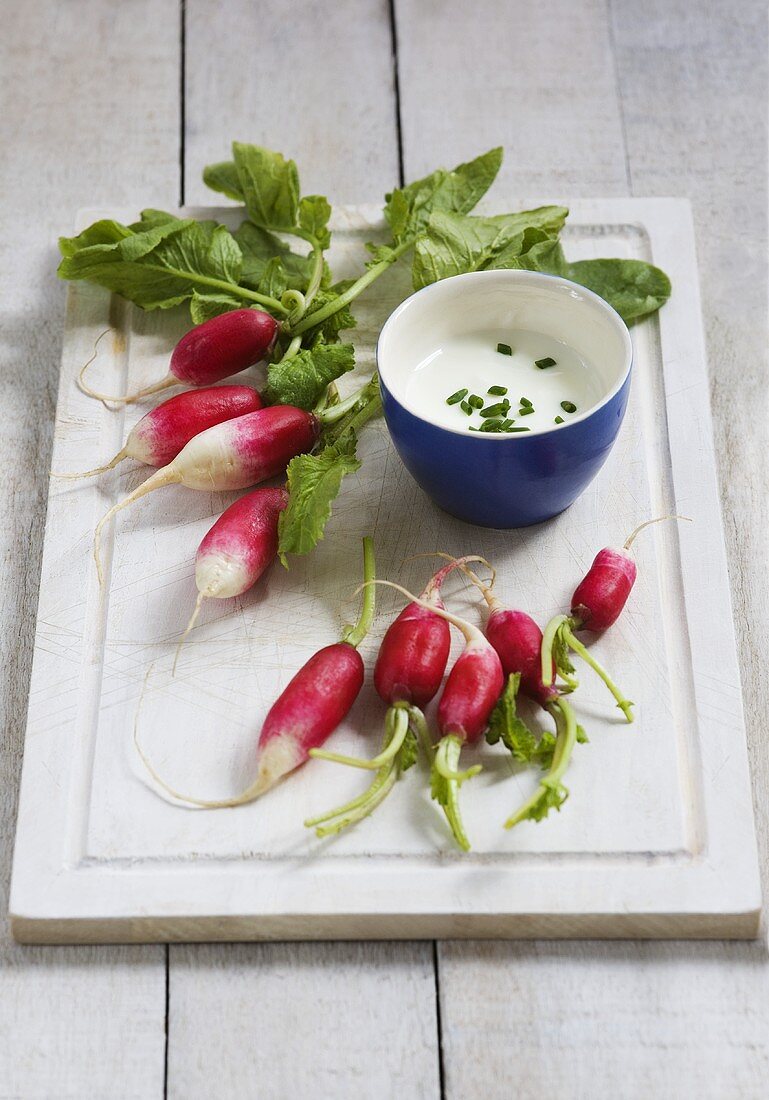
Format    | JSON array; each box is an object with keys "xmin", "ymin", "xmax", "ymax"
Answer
[{"xmin": 10, "ymin": 200, "xmax": 761, "ymax": 943}]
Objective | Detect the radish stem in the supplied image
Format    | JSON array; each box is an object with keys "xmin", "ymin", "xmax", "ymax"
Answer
[
  {"xmin": 311, "ymin": 703, "xmax": 409, "ymax": 770},
  {"xmin": 561, "ymin": 624, "xmax": 634, "ymax": 722},
  {"xmin": 305, "ymin": 706, "xmax": 406, "ymax": 835},
  {"xmin": 290, "ymin": 239, "xmax": 414, "ymax": 337},
  {"xmin": 432, "ymin": 735, "xmax": 474, "ymax": 852},
  {"xmin": 541, "ymin": 613, "xmax": 569, "ymax": 686},
  {"xmin": 504, "ymin": 697, "xmax": 577, "ymax": 828},
  {"xmin": 341, "ymin": 537, "xmax": 376, "ymax": 649}
]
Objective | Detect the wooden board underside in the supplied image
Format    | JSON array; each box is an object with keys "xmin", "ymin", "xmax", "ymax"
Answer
[{"xmin": 9, "ymin": 199, "xmax": 761, "ymax": 942}]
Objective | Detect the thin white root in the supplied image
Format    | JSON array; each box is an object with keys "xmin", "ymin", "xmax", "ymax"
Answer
[
  {"xmin": 172, "ymin": 592, "xmax": 206, "ymax": 676},
  {"xmin": 132, "ymin": 665, "xmax": 269, "ymax": 808},
  {"xmin": 94, "ymin": 466, "xmax": 180, "ymax": 588},
  {"xmin": 403, "ymin": 551, "xmax": 497, "ymax": 592},
  {"xmin": 356, "ymin": 579, "xmax": 486, "ymax": 647},
  {"xmin": 52, "ymin": 447, "xmax": 128, "ymax": 480},
  {"xmin": 78, "ymin": 348, "xmax": 177, "ymax": 405},
  {"xmin": 623, "ymin": 514, "xmax": 692, "ymax": 550}
]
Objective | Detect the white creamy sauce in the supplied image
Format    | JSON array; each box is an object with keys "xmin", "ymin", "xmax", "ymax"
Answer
[{"xmin": 404, "ymin": 328, "xmax": 605, "ymax": 434}]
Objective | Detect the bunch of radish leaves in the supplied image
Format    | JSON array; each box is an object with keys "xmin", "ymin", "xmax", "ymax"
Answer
[{"xmin": 58, "ymin": 142, "xmax": 670, "ymax": 562}]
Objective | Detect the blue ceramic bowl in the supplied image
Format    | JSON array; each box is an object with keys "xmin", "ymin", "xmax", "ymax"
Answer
[{"xmin": 377, "ymin": 270, "xmax": 632, "ymax": 528}]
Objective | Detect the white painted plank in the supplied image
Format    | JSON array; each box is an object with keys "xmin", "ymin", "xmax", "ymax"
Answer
[
  {"xmin": 167, "ymin": 942, "xmax": 440, "ymax": 1100},
  {"xmin": 172, "ymin": 5, "xmax": 439, "ymax": 1097},
  {"xmin": 184, "ymin": 0, "xmax": 401, "ymax": 205},
  {"xmin": 438, "ymin": 940, "xmax": 769, "ymax": 1098},
  {"xmin": 0, "ymin": 1, "xmax": 176, "ymax": 1095},
  {"xmin": 394, "ymin": 0, "xmax": 629, "ymax": 197},
  {"xmin": 395, "ymin": 0, "xmax": 769, "ymax": 1096}
]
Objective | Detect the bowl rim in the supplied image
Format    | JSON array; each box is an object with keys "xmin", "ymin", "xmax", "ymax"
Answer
[{"xmin": 376, "ymin": 268, "xmax": 633, "ymax": 440}]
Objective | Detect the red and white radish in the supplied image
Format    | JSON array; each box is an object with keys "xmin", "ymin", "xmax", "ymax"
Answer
[
  {"xmin": 94, "ymin": 405, "xmax": 318, "ymax": 584},
  {"xmin": 54, "ymin": 384, "xmax": 263, "ymax": 479},
  {"xmin": 136, "ymin": 538, "xmax": 376, "ymax": 806},
  {"xmin": 540, "ymin": 515, "xmax": 690, "ymax": 721},
  {"xmin": 305, "ymin": 555, "xmax": 493, "ymax": 838},
  {"xmin": 173, "ymin": 487, "xmax": 288, "ymax": 671},
  {"xmin": 338, "ymin": 579, "xmax": 503, "ymax": 851},
  {"xmin": 431, "ymin": 598, "xmax": 504, "ymax": 850},
  {"xmin": 79, "ymin": 309, "xmax": 278, "ymax": 405}
]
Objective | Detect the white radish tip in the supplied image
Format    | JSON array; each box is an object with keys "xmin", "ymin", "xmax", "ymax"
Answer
[
  {"xmin": 172, "ymin": 592, "xmax": 206, "ymax": 676},
  {"xmin": 93, "ymin": 465, "xmax": 180, "ymax": 588},
  {"xmin": 76, "ymin": 328, "xmax": 176, "ymax": 406},
  {"xmin": 51, "ymin": 447, "xmax": 128, "ymax": 480},
  {"xmin": 132, "ymin": 667, "xmax": 284, "ymax": 808}
]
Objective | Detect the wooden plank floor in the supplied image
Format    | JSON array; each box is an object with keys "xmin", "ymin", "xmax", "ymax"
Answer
[{"xmin": 0, "ymin": 0, "xmax": 766, "ymax": 1096}]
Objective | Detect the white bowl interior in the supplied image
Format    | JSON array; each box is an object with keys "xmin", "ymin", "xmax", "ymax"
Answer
[{"xmin": 378, "ymin": 271, "xmax": 631, "ymax": 432}]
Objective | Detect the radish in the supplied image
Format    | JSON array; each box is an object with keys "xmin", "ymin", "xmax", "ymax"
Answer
[
  {"xmin": 173, "ymin": 486, "xmax": 289, "ymax": 671},
  {"xmin": 305, "ymin": 555, "xmax": 493, "ymax": 839},
  {"xmin": 136, "ymin": 538, "xmax": 376, "ymax": 806},
  {"xmin": 540, "ymin": 515, "xmax": 690, "ymax": 721},
  {"xmin": 93, "ymin": 405, "xmax": 318, "ymax": 585},
  {"xmin": 462, "ymin": 568, "xmax": 585, "ymax": 828},
  {"xmin": 329, "ymin": 579, "xmax": 503, "ymax": 851},
  {"xmin": 53, "ymin": 385, "xmax": 263, "ymax": 479},
  {"xmin": 78, "ymin": 309, "xmax": 278, "ymax": 404}
]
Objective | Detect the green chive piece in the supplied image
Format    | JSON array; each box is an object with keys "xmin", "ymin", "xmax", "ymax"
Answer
[
  {"xmin": 507, "ymin": 426, "xmax": 531, "ymax": 432},
  {"xmin": 536, "ymin": 357, "xmax": 557, "ymax": 369},
  {"xmin": 560, "ymin": 400, "xmax": 577, "ymax": 414},
  {"xmin": 496, "ymin": 343, "xmax": 513, "ymax": 356},
  {"xmin": 488, "ymin": 385, "xmax": 508, "ymax": 396},
  {"xmin": 480, "ymin": 402, "xmax": 508, "ymax": 418},
  {"xmin": 460, "ymin": 400, "xmax": 473, "ymax": 415},
  {"xmin": 446, "ymin": 388, "xmax": 468, "ymax": 406},
  {"xmin": 554, "ymin": 415, "xmax": 565, "ymax": 424},
  {"xmin": 468, "ymin": 394, "xmax": 484, "ymax": 409},
  {"xmin": 519, "ymin": 397, "xmax": 533, "ymax": 407},
  {"xmin": 519, "ymin": 406, "xmax": 535, "ymax": 416},
  {"xmin": 480, "ymin": 419, "xmax": 505, "ymax": 432},
  {"xmin": 500, "ymin": 419, "xmax": 515, "ymax": 430}
]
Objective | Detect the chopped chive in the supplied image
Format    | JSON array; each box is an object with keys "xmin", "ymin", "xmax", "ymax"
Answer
[
  {"xmin": 468, "ymin": 394, "xmax": 484, "ymax": 409},
  {"xmin": 518, "ymin": 406, "xmax": 535, "ymax": 416},
  {"xmin": 496, "ymin": 343, "xmax": 513, "ymax": 356},
  {"xmin": 500, "ymin": 419, "xmax": 515, "ymax": 430},
  {"xmin": 480, "ymin": 402, "xmax": 508, "ymax": 418},
  {"xmin": 554, "ymin": 415, "xmax": 564, "ymax": 424},
  {"xmin": 488, "ymin": 385, "xmax": 508, "ymax": 396},
  {"xmin": 536, "ymin": 357, "xmax": 557, "ymax": 369},
  {"xmin": 480, "ymin": 419, "xmax": 505, "ymax": 432},
  {"xmin": 501, "ymin": 399, "xmax": 511, "ymax": 412},
  {"xmin": 446, "ymin": 388, "xmax": 468, "ymax": 406},
  {"xmin": 507, "ymin": 426, "xmax": 531, "ymax": 432},
  {"xmin": 460, "ymin": 400, "xmax": 473, "ymax": 415},
  {"xmin": 560, "ymin": 400, "xmax": 577, "ymax": 414},
  {"xmin": 519, "ymin": 397, "xmax": 533, "ymax": 407}
]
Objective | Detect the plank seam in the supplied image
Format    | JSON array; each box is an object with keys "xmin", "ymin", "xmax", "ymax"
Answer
[
  {"xmin": 179, "ymin": 0, "xmax": 187, "ymax": 206},
  {"xmin": 388, "ymin": 0, "xmax": 405, "ymax": 186},
  {"xmin": 163, "ymin": 945, "xmax": 170, "ymax": 1098},
  {"xmin": 433, "ymin": 941, "xmax": 446, "ymax": 1098}
]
